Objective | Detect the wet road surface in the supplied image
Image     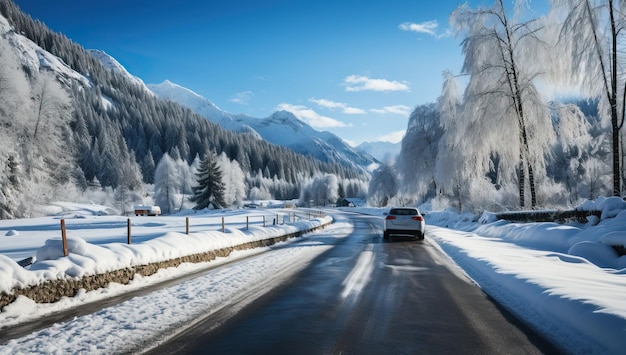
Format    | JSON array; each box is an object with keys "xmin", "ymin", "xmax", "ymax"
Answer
[{"xmin": 149, "ymin": 212, "xmax": 561, "ymax": 354}]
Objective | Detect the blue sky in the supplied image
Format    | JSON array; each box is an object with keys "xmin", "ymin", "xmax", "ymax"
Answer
[{"xmin": 13, "ymin": 0, "xmax": 542, "ymax": 145}]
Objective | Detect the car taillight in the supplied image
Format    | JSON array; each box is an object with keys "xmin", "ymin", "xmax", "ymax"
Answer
[
  {"xmin": 411, "ymin": 216, "xmax": 423, "ymax": 221},
  {"xmin": 385, "ymin": 215, "xmax": 396, "ymax": 220}
]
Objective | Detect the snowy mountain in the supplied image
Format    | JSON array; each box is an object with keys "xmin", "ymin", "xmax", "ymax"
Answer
[
  {"xmin": 356, "ymin": 141, "xmax": 401, "ymax": 163},
  {"xmin": 88, "ymin": 51, "xmax": 378, "ymax": 172},
  {"xmin": 145, "ymin": 80, "xmax": 247, "ymax": 132},
  {"xmin": 147, "ymin": 80, "xmax": 379, "ymax": 170},
  {"xmin": 87, "ymin": 49, "xmax": 152, "ymax": 94},
  {"xmin": 250, "ymin": 110, "xmax": 379, "ymax": 169}
]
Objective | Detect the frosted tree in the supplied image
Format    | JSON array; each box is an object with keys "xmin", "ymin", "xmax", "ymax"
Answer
[
  {"xmin": 249, "ymin": 186, "xmax": 272, "ymax": 201},
  {"xmin": 547, "ymin": 103, "xmax": 611, "ymax": 200},
  {"xmin": 0, "ymin": 155, "xmax": 21, "ymax": 219},
  {"xmin": 22, "ymin": 71, "xmax": 72, "ymax": 181},
  {"xmin": 190, "ymin": 151, "xmax": 225, "ymax": 210},
  {"xmin": 0, "ymin": 37, "xmax": 29, "ymax": 218},
  {"xmin": 435, "ymin": 71, "xmax": 472, "ymax": 211},
  {"xmin": 547, "ymin": 0, "xmax": 626, "ymax": 196},
  {"xmin": 217, "ymin": 152, "xmax": 246, "ymax": 207},
  {"xmin": 154, "ymin": 153, "xmax": 183, "ymax": 214},
  {"xmin": 114, "ymin": 152, "xmax": 143, "ymax": 215},
  {"xmin": 317, "ymin": 174, "xmax": 340, "ymax": 206},
  {"xmin": 451, "ymin": 0, "xmax": 554, "ymax": 208},
  {"xmin": 396, "ymin": 103, "xmax": 443, "ymax": 203},
  {"xmin": 298, "ymin": 174, "xmax": 340, "ymax": 207},
  {"xmin": 367, "ymin": 164, "xmax": 398, "ymax": 207}
]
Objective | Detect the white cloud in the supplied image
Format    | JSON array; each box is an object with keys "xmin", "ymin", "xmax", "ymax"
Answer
[
  {"xmin": 230, "ymin": 91, "xmax": 253, "ymax": 105},
  {"xmin": 309, "ymin": 98, "xmax": 366, "ymax": 114},
  {"xmin": 275, "ymin": 103, "xmax": 348, "ymax": 128},
  {"xmin": 399, "ymin": 20, "xmax": 451, "ymax": 38},
  {"xmin": 370, "ymin": 105, "xmax": 412, "ymax": 116},
  {"xmin": 376, "ymin": 130, "xmax": 406, "ymax": 144},
  {"xmin": 343, "ymin": 75, "xmax": 410, "ymax": 92}
]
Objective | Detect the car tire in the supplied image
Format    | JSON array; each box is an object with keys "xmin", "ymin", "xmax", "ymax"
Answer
[
  {"xmin": 383, "ymin": 232, "xmax": 389, "ymax": 240},
  {"xmin": 416, "ymin": 232, "xmax": 424, "ymax": 240}
]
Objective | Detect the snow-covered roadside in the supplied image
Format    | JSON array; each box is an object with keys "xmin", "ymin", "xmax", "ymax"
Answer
[
  {"xmin": 0, "ymin": 220, "xmax": 356, "ymax": 354},
  {"xmin": 428, "ymin": 225, "xmax": 626, "ymax": 354},
  {"xmin": 0, "ymin": 205, "xmax": 332, "ymax": 336},
  {"xmin": 0, "ymin": 210, "xmax": 330, "ymax": 296}
]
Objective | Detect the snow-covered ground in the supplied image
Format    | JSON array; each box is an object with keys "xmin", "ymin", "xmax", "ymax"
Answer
[{"xmin": 1, "ymin": 198, "xmax": 626, "ymax": 354}]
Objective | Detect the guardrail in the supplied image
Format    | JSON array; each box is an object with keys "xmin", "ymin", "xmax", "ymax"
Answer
[{"xmin": 494, "ymin": 209, "xmax": 602, "ymax": 223}]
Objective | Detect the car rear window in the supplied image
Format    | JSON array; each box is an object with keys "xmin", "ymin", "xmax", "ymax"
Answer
[{"xmin": 390, "ymin": 208, "xmax": 418, "ymax": 215}]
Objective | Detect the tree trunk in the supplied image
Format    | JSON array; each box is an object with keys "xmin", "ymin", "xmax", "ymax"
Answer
[
  {"xmin": 528, "ymin": 163, "xmax": 536, "ymax": 208},
  {"xmin": 520, "ymin": 116, "xmax": 537, "ymax": 208},
  {"xmin": 518, "ymin": 159, "xmax": 525, "ymax": 209},
  {"xmin": 612, "ymin": 119, "xmax": 621, "ymax": 196},
  {"xmin": 609, "ymin": 0, "xmax": 621, "ymax": 196}
]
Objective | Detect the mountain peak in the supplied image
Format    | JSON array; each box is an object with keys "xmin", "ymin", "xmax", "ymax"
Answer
[
  {"xmin": 266, "ymin": 110, "xmax": 307, "ymax": 130},
  {"xmin": 88, "ymin": 49, "xmax": 151, "ymax": 93},
  {"xmin": 147, "ymin": 80, "xmax": 230, "ymax": 122}
]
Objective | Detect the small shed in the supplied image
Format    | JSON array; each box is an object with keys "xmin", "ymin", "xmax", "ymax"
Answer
[
  {"xmin": 337, "ymin": 198, "xmax": 366, "ymax": 207},
  {"xmin": 134, "ymin": 205, "xmax": 161, "ymax": 216}
]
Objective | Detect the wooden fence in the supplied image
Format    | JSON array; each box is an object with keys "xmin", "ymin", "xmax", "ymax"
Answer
[{"xmin": 56, "ymin": 211, "xmax": 325, "ymax": 257}]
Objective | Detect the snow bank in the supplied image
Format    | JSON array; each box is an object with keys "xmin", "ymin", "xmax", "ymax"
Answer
[{"xmin": 0, "ymin": 216, "xmax": 332, "ymax": 295}]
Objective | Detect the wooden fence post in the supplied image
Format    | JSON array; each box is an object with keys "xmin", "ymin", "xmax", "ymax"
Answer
[
  {"xmin": 127, "ymin": 218, "xmax": 131, "ymax": 244},
  {"xmin": 246, "ymin": 216, "xmax": 249, "ymax": 230},
  {"xmin": 186, "ymin": 217, "xmax": 189, "ymax": 235},
  {"xmin": 263, "ymin": 215, "xmax": 266, "ymax": 227},
  {"xmin": 60, "ymin": 219, "xmax": 68, "ymax": 257},
  {"xmin": 222, "ymin": 216, "xmax": 225, "ymax": 233}
]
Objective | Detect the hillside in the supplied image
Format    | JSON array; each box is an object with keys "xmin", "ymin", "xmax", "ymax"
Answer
[{"xmin": 0, "ymin": 0, "xmax": 368, "ymax": 218}]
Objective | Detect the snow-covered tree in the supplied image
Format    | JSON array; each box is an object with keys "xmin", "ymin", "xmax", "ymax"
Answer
[
  {"xmin": 154, "ymin": 153, "xmax": 183, "ymax": 214},
  {"xmin": 451, "ymin": 0, "xmax": 554, "ymax": 208},
  {"xmin": 547, "ymin": 0, "xmax": 626, "ymax": 196},
  {"xmin": 0, "ymin": 36, "xmax": 31, "ymax": 218},
  {"xmin": 190, "ymin": 151, "xmax": 225, "ymax": 210},
  {"xmin": 435, "ymin": 71, "xmax": 472, "ymax": 210},
  {"xmin": 367, "ymin": 164, "xmax": 398, "ymax": 207},
  {"xmin": 0, "ymin": 155, "xmax": 21, "ymax": 219},
  {"xmin": 248, "ymin": 186, "xmax": 272, "ymax": 201},
  {"xmin": 396, "ymin": 103, "xmax": 443, "ymax": 202},
  {"xmin": 547, "ymin": 102, "xmax": 611, "ymax": 201},
  {"xmin": 299, "ymin": 174, "xmax": 340, "ymax": 207},
  {"xmin": 217, "ymin": 152, "xmax": 246, "ymax": 207}
]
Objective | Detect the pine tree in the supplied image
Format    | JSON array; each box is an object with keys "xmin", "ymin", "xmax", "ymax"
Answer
[{"xmin": 190, "ymin": 151, "xmax": 226, "ymax": 210}]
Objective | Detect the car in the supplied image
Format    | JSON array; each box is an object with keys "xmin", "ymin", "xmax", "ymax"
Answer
[{"xmin": 383, "ymin": 207, "xmax": 425, "ymax": 240}]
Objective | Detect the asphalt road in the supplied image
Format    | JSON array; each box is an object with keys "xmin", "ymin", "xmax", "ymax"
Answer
[{"xmin": 148, "ymin": 212, "xmax": 562, "ymax": 355}]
